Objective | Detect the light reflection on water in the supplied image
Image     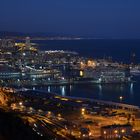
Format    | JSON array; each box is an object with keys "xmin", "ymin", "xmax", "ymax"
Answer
[
  {"xmin": 34, "ymin": 82, "xmax": 140, "ymax": 106},
  {"xmin": 130, "ymin": 83, "xmax": 134, "ymax": 95},
  {"xmin": 48, "ymin": 86, "xmax": 51, "ymax": 93},
  {"xmin": 60, "ymin": 86, "xmax": 66, "ymax": 96},
  {"xmin": 32, "ymin": 40, "xmax": 140, "ymax": 106},
  {"xmin": 98, "ymin": 85, "xmax": 102, "ymax": 100}
]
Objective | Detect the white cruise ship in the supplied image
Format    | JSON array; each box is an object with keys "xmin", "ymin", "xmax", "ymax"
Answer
[{"xmin": 130, "ymin": 66, "xmax": 140, "ymax": 75}]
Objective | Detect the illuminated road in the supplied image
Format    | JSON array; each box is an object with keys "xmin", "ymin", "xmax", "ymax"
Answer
[{"xmin": 29, "ymin": 114, "xmax": 72, "ymax": 140}]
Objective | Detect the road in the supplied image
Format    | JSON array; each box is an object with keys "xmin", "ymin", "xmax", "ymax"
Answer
[{"xmin": 28, "ymin": 114, "xmax": 72, "ymax": 140}]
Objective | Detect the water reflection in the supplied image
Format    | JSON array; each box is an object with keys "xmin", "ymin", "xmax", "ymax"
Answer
[
  {"xmin": 98, "ymin": 84, "xmax": 102, "ymax": 99},
  {"xmin": 70, "ymin": 85, "xmax": 72, "ymax": 91},
  {"xmin": 120, "ymin": 85, "xmax": 124, "ymax": 92},
  {"xmin": 48, "ymin": 86, "xmax": 51, "ymax": 92},
  {"xmin": 130, "ymin": 83, "xmax": 134, "ymax": 95},
  {"xmin": 34, "ymin": 81, "xmax": 139, "ymax": 106},
  {"xmin": 129, "ymin": 83, "xmax": 134, "ymax": 103},
  {"xmin": 60, "ymin": 86, "xmax": 66, "ymax": 96}
]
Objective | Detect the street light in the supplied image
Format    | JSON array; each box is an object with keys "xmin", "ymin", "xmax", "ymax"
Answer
[
  {"xmin": 114, "ymin": 130, "xmax": 118, "ymax": 134},
  {"xmin": 19, "ymin": 102, "xmax": 23, "ymax": 106},
  {"xmin": 57, "ymin": 113, "xmax": 61, "ymax": 117},
  {"xmin": 81, "ymin": 108, "xmax": 85, "ymax": 112},
  {"xmin": 104, "ymin": 131, "xmax": 106, "ymax": 134},
  {"xmin": 48, "ymin": 111, "xmax": 51, "ymax": 115},
  {"xmin": 119, "ymin": 96, "xmax": 123, "ymax": 102},
  {"xmin": 121, "ymin": 129, "xmax": 125, "ymax": 133},
  {"xmin": 81, "ymin": 108, "xmax": 85, "ymax": 115}
]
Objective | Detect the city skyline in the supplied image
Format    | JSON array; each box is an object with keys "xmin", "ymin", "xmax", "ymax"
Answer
[{"xmin": 0, "ymin": 1, "xmax": 140, "ymax": 139}]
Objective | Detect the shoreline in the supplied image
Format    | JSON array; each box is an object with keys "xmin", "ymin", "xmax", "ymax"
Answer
[
  {"xmin": 18, "ymin": 88, "xmax": 140, "ymax": 111},
  {"xmin": 4, "ymin": 79, "xmax": 134, "ymax": 87}
]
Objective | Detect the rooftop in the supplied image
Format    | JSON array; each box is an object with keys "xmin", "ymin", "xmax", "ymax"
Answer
[{"xmin": 101, "ymin": 124, "xmax": 132, "ymax": 129}]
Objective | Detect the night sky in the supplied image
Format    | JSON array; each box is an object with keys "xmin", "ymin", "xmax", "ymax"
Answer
[{"xmin": 0, "ymin": 0, "xmax": 140, "ymax": 38}]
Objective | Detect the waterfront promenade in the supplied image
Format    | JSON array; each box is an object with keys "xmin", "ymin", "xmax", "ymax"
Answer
[
  {"xmin": 64, "ymin": 96, "xmax": 140, "ymax": 111},
  {"xmin": 17, "ymin": 88, "xmax": 140, "ymax": 112}
]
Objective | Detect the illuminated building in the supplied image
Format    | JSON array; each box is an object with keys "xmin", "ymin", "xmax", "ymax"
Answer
[
  {"xmin": 0, "ymin": 65, "xmax": 20, "ymax": 79},
  {"xmin": 101, "ymin": 124, "xmax": 133, "ymax": 139},
  {"xmin": 87, "ymin": 60, "xmax": 96, "ymax": 68},
  {"xmin": 82, "ymin": 67, "xmax": 129, "ymax": 83},
  {"xmin": 25, "ymin": 37, "xmax": 31, "ymax": 48}
]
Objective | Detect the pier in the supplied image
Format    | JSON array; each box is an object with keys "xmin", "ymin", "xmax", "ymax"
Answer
[{"xmin": 64, "ymin": 96, "xmax": 140, "ymax": 112}]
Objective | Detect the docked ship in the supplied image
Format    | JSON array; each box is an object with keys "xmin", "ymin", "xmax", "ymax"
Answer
[
  {"xmin": 130, "ymin": 66, "xmax": 140, "ymax": 76},
  {"xmin": 78, "ymin": 66, "xmax": 131, "ymax": 84}
]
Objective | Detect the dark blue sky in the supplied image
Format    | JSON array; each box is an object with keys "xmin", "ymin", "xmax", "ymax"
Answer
[{"xmin": 0, "ymin": 0, "xmax": 140, "ymax": 38}]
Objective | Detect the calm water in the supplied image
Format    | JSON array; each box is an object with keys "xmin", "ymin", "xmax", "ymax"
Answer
[{"xmin": 33, "ymin": 39, "xmax": 140, "ymax": 106}]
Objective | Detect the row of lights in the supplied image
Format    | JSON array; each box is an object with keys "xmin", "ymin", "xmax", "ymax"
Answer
[{"xmin": 104, "ymin": 129, "xmax": 126, "ymax": 135}]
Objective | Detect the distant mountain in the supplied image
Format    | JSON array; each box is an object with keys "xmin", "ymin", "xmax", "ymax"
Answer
[
  {"xmin": 0, "ymin": 31, "xmax": 106, "ymax": 40},
  {"xmin": 0, "ymin": 31, "xmax": 81, "ymax": 38},
  {"xmin": 0, "ymin": 31, "xmax": 27, "ymax": 38}
]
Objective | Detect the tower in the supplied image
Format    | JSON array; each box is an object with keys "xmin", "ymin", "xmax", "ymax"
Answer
[
  {"xmin": 25, "ymin": 37, "xmax": 31, "ymax": 48},
  {"xmin": 131, "ymin": 52, "xmax": 136, "ymax": 65}
]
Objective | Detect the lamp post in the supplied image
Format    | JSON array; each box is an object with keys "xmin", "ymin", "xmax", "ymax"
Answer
[
  {"xmin": 119, "ymin": 96, "xmax": 123, "ymax": 102},
  {"xmin": 81, "ymin": 108, "xmax": 85, "ymax": 115},
  {"xmin": 19, "ymin": 102, "xmax": 23, "ymax": 106}
]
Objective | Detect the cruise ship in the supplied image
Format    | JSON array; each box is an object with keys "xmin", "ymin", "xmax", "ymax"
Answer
[
  {"xmin": 130, "ymin": 66, "xmax": 140, "ymax": 76},
  {"xmin": 80, "ymin": 66, "xmax": 131, "ymax": 84}
]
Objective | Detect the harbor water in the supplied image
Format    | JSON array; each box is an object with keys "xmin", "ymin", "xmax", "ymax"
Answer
[{"xmin": 31, "ymin": 39, "xmax": 140, "ymax": 106}]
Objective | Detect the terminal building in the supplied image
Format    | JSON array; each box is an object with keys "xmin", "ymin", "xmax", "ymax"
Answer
[
  {"xmin": 0, "ymin": 65, "xmax": 21, "ymax": 79},
  {"xmin": 101, "ymin": 124, "xmax": 133, "ymax": 139}
]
